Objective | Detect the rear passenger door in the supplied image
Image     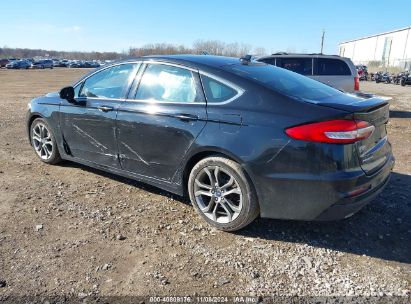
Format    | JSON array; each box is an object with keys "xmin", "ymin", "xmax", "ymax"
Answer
[
  {"xmin": 116, "ymin": 63, "xmax": 207, "ymax": 181},
  {"xmin": 312, "ymin": 58, "xmax": 353, "ymax": 92}
]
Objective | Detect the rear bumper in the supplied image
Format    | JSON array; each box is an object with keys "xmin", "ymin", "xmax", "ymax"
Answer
[
  {"xmin": 255, "ymin": 155, "xmax": 395, "ymax": 221},
  {"xmin": 314, "ymin": 170, "xmax": 391, "ymax": 220}
]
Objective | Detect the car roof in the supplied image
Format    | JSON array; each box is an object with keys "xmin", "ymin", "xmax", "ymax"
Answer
[
  {"xmin": 113, "ymin": 55, "xmax": 242, "ymax": 69},
  {"xmin": 73, "ymin": 55, "xmax": 264, "ymax": 87},
  {"xmin": 258, "ymin": 53, "xmax": 351, "ymax": 61}
]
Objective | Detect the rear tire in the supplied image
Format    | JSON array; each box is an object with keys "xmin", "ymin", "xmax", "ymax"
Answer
[
  {"xmin": 401, "ymin": 79, "xmax": 406, "ymax": 86},
  {"xmin": 30, "ymin": 118, "xmax": 62, "ymax": 164},
  {"xmin": 188, "ymin": 156, "xmax": 259, "ymax": 231}
]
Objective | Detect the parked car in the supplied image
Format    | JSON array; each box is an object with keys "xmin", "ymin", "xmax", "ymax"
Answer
[
  {"xmin": 6, "ymin": 60, "xmax": 31, "ymax": 69},
  {"xmin": 0, "ymin": 58, "xmax": 10, "ymax": 67},
  {"xmin": 52, "ymin": 59, "xmax": 61, "ymax": 67},
  {"xmin": 68, "ymin": 60, "xmax": 82, "ymax": 68},
  {"xmin": 31, "ymin": 59, "xmax": 54, "ymax": 69},
  {"xmin": 26, "ymin": 55, "xmax": 394, "ymax": 231},
  {"xmin": 59, "ymin": 59, "xmax": 70, "ymax": 67},
  {"xmin": 87, "ymin": 61, "xmax": 100, "ymax": 68},
  {"xmin": 257, "ymin": 53, "xmax": 359, "ymax": 92}
]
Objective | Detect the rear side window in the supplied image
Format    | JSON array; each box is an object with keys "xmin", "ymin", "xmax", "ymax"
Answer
[
  {"xmin": 135, "ymin": 64, "xmax": 196, "ymax": 103},
  {"xmin": 259, "ymin": 58, "xmax": 276, "ymax": 66},
  {"xmin": 317, "ymin": 58, "xmax": 351, "ymax": 75},
  {"xmin": 277, "ymin": 58, "xmax": 312, "ymax": 75},
  {"xmin": 201, "ymin": 75, "xmax": 238, "ymax": 103}
]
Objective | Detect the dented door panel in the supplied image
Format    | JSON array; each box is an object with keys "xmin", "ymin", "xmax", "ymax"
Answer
[
  {"xmin": 59, "ymin": 98, "xmax": 123, "ymax": 168},
  {"xmin": 116, "ymin": 102, "xmax": 207, "ymax": 181}
]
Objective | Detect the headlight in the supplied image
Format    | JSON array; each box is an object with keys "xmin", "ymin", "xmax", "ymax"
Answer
[{"xmin": 27, "ymin": 102, "xmax": 31, "ymax": 110}]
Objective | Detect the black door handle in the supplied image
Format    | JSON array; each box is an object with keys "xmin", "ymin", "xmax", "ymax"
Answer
[
  {"xmin": 97, "ymin": 105, "xmax": 114, "ymax": 112},
  {"xmin": 175, "ymin": 113, "xmax": 199, "ymax": 121}
]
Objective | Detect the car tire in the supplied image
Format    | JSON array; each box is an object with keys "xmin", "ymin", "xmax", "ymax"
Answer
[
  {"xmin": 188, "ymin": 156, "xmax": 259, "ymax": 231},
  {"xmin": 401, "ymin": 79, "xmax": 406, "ymax": 86},
  {"xmin": 30, "ymin": 118, "xmax": 62, "ymax": 164}
]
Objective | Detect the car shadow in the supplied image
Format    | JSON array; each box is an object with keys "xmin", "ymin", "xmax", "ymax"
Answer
[
  {"xmin": 61, "ymin": 161, "xmax": 410, "ymax": 264},
  {"xmin": 237, "ymin": 171, "xmax": 411, "ymax": 264},
  {"xmin": 390, "ymin": 110, "xmax": 411, "ymax": 119},
  {"xmin": 60, "ymin": 161, "xmax": 190, "ymax": 205}
]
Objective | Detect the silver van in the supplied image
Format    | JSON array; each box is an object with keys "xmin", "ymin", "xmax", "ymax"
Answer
[{"xmin": 257, "ymin": 53, "xmax": 359, "ymax": 92}]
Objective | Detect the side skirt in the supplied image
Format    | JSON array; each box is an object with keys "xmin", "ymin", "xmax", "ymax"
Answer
[{"xmin": 60, "ymin": 155, "xmax": 185, "ymax": 196}]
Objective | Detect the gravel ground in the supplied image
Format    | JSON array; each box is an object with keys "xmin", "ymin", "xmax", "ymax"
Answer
[{"xmin": 0, "ymin": 69, "xmax": 410, "ymax": 302}]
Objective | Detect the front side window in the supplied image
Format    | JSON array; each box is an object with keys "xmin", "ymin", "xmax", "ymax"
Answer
[
  {"xmin": 135, "ymin": 64, "xmax": 196, "ymax": 103},
  {"xmin": 317, "ymin": 59, "xmax": 351, "ymax": 76},
  {"xmin": 201, "ymin": 75, "xmax": 238, "ymax": 103},
  {"xmin": 78, "ymin": 63, "xmax": 139, "ymax": 99},
  {"xmin": 278, "ymin": 58, "xmax": 312, "ymax": 75}
]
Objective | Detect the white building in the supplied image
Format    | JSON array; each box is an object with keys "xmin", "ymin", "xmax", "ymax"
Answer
[{"xmin": 339, "ymin": 26, "xmax": 411, "ymax": 69}]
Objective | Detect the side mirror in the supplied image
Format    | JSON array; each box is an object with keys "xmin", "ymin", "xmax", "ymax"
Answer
[{"xmin": 59, "ymin": 86, "xmax": 75, "ymax": 103}]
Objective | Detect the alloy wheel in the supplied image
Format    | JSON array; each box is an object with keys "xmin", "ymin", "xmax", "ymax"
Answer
[
  {"xmin": 32, "ymin": 123, "xmax": 53, "ymax": 160},
  {"xmin": 194, "ymin": 166, "xmax": 243, "ymax": 224}
]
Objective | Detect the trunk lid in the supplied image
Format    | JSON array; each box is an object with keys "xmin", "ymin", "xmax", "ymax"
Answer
[{"xmin": 315, "ymin": 94, "xmax": 391, "ymax": 175}]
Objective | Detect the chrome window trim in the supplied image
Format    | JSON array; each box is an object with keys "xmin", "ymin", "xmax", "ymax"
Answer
[
  {"xmin": 82, "ymin": 97, "xmax": 126, "ymax": 102},
  {"xmin": 198, "ymin": 71, "xmax": 245, "ymax": 105},
  {"xmin": 125, "ymin": 99, "xmax": 206, "ymax": 105},
  {"xmin": 142, "ymin": 60, "xmax": 198, "ymax": 73},
  {"xmin": 72, "ymin": 60, "xmax": 244, "ymax": 106}
]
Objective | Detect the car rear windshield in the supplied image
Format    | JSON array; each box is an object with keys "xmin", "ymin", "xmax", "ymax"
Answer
[{"xmin": 224, "ymin": 63, "xmax": 343, "ymax": 102}]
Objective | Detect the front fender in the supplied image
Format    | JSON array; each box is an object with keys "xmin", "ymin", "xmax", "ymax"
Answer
[{"xmin": 26, "ymin": 97, "xmax": 63, "ymax": 153}]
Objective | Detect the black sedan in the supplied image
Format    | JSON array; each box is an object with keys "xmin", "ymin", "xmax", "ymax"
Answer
[{"xmin": 26, "ymin": 55, "xmax": 394, "ymax": 231}]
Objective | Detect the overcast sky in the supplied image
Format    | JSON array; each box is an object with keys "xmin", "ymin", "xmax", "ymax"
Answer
[{"xmin": 2, "ymin": 0, "xmax": 410, "ymax": 54}]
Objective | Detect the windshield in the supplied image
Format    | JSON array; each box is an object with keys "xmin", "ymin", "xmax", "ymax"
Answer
[{"xmin": 223, "ymin": 63, "xmax": 344, "ymax": 102}]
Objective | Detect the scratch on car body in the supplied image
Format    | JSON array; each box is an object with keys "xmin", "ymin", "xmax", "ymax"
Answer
[
  {"xmin": 120, "ymin": 142, "xmax": 150, "ymax": 166},
  {"xmin": 266, "ymin": 139, "xmax": 291, "ymax": 164},
  {"xmin": 72, "ymin": 124, "xmax": 108, "ymax": 151}
]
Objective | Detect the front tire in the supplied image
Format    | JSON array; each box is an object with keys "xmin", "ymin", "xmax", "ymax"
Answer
[
  {"xmin": 30, "ymin": 118, "xmax": 61, "ymax": 164},
  {"xmin": 188, "ymin": 156, "xmax": 259, "ymax": 231}
]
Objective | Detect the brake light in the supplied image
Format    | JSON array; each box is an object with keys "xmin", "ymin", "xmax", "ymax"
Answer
[
  {"xmin": 354, "ymin": 76, "xmax": 360, "ymax": 91},
  {"xmin": 285, "ymin": 120, "xmax": 375, "ymax": 144}
]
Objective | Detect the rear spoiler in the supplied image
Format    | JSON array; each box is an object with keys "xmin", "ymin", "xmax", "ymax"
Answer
[
  {"xmin": 320, "ymin": 95, "xmax": 390, "ymax": 113},
  {"xmin": 351, "ymin": 92, "xmax": 392, "ymax": 101}
]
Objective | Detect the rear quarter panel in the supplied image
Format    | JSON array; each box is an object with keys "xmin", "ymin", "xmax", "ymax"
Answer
[{"xmin": 183, "ymin": 87, "xmax": 359, "ymax": 219}]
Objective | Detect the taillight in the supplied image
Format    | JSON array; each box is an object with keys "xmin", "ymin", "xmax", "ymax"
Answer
[
  {"xmin": 354, "ymin": 76, "xmax": 360, "ymax": 91},
  {"xmin": 285, "ymin": 120, "xmax": 375, "ymax": 144}
]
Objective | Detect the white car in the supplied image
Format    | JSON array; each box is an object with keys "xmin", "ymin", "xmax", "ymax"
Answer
[{"xmin": 257, "ymin": 53, "xmax": 359, "ymax": 92}]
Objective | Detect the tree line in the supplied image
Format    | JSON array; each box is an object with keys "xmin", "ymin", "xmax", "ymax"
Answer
[{"xmin": 1, "ymin": 40, "xmax": 267, "ymax": 60}]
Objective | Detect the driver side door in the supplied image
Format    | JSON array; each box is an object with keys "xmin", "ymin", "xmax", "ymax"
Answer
[{"xmin": 60, "ymin": 63, "xmax": 140, "ymax": 168}]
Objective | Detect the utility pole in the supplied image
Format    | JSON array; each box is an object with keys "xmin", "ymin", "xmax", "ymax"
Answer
[{"xmin": 320, "ymin": 30, "xmax": 325, "ymax": 54}]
